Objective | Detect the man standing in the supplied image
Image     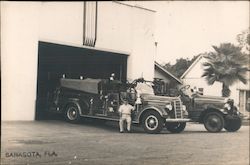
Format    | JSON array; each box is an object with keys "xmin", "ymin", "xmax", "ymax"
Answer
[{"xmin": 118, "ymin": 99, "xmax": 135, "ymax": 133}]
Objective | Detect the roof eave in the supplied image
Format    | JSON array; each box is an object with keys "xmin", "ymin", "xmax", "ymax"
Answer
[
  {"xmin": 180, "ymin": 55, "xmax": 203, "ymax": 79},
  {"xmin": 155, "ymin": 62, "xmax": 183, "ymax": 84}
]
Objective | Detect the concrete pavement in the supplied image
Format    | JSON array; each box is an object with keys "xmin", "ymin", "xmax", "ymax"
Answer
[{"xmin": 1, "ymin": 120, "xmax": 249, "ymax": 165}]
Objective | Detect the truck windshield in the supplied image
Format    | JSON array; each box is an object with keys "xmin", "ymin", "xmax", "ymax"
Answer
[{"xmin": 135, "ymin": 82, "xmax": 155, "ymax": 95}]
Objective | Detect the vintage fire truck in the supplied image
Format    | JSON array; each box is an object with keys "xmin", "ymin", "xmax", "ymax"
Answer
[
  {"xmin": 47, "ymin": 78, "xmax": 190, "ymax": 134},
  {"xmin": 177, "ymin": 85, "xmax": 243, "ymax": 132}
]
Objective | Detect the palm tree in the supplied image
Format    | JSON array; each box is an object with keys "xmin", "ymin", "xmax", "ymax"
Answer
[{"xmin": 202, "ymin": 43, "xmax": 249, "ymax": 97}]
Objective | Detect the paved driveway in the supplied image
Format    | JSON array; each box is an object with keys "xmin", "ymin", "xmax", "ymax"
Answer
[{"xmin": 1, "ymin": 120, "xmax": 249, "ymax": 165}]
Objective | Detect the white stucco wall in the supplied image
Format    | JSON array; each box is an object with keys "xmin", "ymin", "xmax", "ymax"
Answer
[
  {"xmin": 1, "ymin": 2, "xmax": 40, "ymax": 120},
  {"xmin": 128, "ymin": 6, "xmax": 155, "ymax": 81},
  {"xmin": 97, "ymin": 2, "xmax": 155, "ymax": 81},
  {"xmin": 39, "ymin": 2, "xmax": 84, "ymax": 45},
  {"xmin": 1, "ymin": 2, "xmax": 155, "ymax": 120},
  {"xmin": 96, "ymin": 2, "xmax": 132, "ymax": 53}
]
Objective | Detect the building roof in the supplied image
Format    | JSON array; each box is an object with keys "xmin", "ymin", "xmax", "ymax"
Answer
[
  {"xmin": 154, "ymin": 61, "xmax": 182, "ymax": 84},
  {"xmin": 180, "ymin": 55, "xmax": 204, "ymax": 79}
]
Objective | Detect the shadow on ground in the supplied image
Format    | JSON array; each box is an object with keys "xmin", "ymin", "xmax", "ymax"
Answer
[{"xmin": 34, "ymin": 116, "xmax": 244, "ymax": 135}]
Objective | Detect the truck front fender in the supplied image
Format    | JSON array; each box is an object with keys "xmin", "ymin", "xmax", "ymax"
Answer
[
  {"xmin": 134, "ymin": 106, "xmax": 167, "ymax": 123},
  {"xmin": 199, "ymin": 108, "xmax": 226, "ymax": 123},
  {"xmin": 63, "ymin": 98, "xmax": 87, "ymax": 115}
]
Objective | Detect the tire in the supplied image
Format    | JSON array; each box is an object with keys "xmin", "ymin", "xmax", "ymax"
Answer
[
  {"xmin": 224, "ymin": 115, "xmax": 242, "ymax": 132},
  {"xmin": 203, "ymin": 112, "xmax": 224, "ymax": 132},
  {"xmin": 166, "ymin": 122, "xmax": 186, "ymax": 133},
  {"xmin": 65, "ymin": 104, "xmax": 81, "ymax": 123},
  {"xmin": 142, "ymin": 111, "xmax": 164, "ymax": 134}
]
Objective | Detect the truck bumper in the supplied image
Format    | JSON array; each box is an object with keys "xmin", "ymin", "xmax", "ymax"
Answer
[{"xmin": 165, "ymin": 119, "xmax": 191, "ymax": 122}]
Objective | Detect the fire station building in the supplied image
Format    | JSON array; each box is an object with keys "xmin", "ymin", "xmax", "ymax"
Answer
[{"xmin": 1, "ymin": 2, "xmax": 156, "ymax": 120}]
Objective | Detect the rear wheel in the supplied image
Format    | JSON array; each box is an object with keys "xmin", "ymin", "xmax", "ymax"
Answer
[
  {"xmin": 224, "ymin": 115, "xmax": 242, "ymax": 132},
  {"xmin": 142, "ymin": 111, "xmax": 164, "ymax": 134},
  {"xmin": 65, "ymin": 104, "xmax": 81, "ymax": 123},
  {"xmin": 166, "ymin": 122, "xmax": 186, "ymax": 133},
  {"xmin": 204, "ymin": 112, "xmax": 224, "ymax": 132}
]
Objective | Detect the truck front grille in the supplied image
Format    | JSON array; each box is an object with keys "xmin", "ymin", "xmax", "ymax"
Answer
[{"xmin": 174, "ymin": 100, "xmax": 183, "ymax": 119}]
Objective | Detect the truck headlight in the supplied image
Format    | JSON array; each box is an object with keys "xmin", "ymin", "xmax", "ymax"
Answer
[
  {"xmin": 182, "ymin": 105, "xmax": 188, "ymax": 116},
  {"xmin": 224, "ymin": 103, "xmax": 231, "ymax": 110},
  {"xmin": 182, "ymin": 105, "xmax": 186, "ymax": 111},
  {"xmin": 165, "ymin": 104, "xmax": 173, "ymax": 111}
]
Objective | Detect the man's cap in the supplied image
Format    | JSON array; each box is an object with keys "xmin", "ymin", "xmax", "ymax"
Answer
[{"xmin": 227, "ymin": 98, "xmax": 234, "ymax": 103}]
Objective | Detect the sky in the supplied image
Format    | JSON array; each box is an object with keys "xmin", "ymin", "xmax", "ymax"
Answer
[{"xmin": 129, "ymin": 1, "xmax": 249, "ymax": 65}]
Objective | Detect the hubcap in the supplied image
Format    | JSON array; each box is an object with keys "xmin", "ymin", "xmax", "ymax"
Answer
[
  {"xmin": 145, "ymin": 115, "xmax": 159, "ymax": 130},
  {"xmin": 67, "ymin": 107, "xmax": 78, "ymax": 120},
  {"xmin": 210, "ymin": 118, "xmax": 219, "ymax": 127}
]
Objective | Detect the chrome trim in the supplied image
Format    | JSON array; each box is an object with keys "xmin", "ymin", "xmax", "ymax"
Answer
[
  {"xmin": 174, "ymin": 100, "xmax": 183, "ymax": 119},
  {"xmin": 165, "ymin": 119, "xmax": 191, "ymax": 122}
]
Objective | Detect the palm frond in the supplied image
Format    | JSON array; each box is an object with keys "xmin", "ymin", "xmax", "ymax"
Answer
[
  {"xmin": 202, "ymin": 62, "xmax": 212, "ymax": 67},
  {"xmin": 205, "ymin": 75, "xmax": 216, "ymax": 85},
  {"xmin": 212, "ymin": 45, "xmax": 221, "ymax": 54},
  {"xmin": 237, "ymin": 74, "xmax": 247, "ymax": 84},
  {"xmin": 202, "ymin": 43, "xmax": 249, "ymax": 96}
]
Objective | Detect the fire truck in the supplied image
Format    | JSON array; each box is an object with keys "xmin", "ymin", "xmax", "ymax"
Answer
[{"xmin": 47, "ymin": 78, "xmax": 189, "ymax": 134}]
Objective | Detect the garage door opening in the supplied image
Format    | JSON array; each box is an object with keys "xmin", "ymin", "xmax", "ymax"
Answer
[{"xmin": 36, "ymin": 41, "xmax": 128, "ymax": 120}]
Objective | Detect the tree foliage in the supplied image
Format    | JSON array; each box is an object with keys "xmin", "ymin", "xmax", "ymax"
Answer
[
  {"xmin": 202, "ymin": 43, "xmax": 249, "ymax": 97},
  {"xmin": 163, "ymin": 55, "xmax": 199, "ymax": 78},
  {"xmin": 237, "ymin": 27, "xmax": 250, "ymax": 52}
]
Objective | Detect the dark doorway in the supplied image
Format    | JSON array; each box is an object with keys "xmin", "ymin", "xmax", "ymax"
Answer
[{"xmin": 36, "ymin": 41, "xmax": 128, "ymax": 120}]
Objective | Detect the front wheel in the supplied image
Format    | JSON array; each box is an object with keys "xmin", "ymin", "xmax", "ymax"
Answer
[
  {"xmin": 65, "ymin": 104, "xmax": 81, "ymax": 123},
  {"xmin": 204, "ymin": 112, "xmax": 224, "ymax": 132},
  {"xmin": 166, "ymin": 122, "xmax": 186, "ymax": 133},
  {"xmin": 142, "ymin": 111, "xmax": 164, "ymax": 134},
  {"xmin": 224, "ymin": 115, "xmax": 242, "ymax": 132}
]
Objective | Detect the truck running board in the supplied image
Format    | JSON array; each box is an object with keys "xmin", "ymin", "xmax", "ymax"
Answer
[
  {"xmin": 165, "ymin": 119, "xmax": 191, "ymax": 122},
  {"xmin": 79, "ymin": 114, "xmax": 140, "ymax": 124}
]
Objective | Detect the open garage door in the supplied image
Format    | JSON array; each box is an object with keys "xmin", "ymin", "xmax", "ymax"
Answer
[{"xmin": 36, "ymin": 41, "xmax": 128, "ymax": 120}]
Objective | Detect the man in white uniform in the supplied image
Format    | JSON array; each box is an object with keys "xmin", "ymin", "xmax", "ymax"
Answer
[{"xmin": 118, "ymin": 99, "xmax": 135, "ymax": 133}]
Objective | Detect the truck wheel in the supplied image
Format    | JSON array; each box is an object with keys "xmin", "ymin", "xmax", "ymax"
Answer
[
  {"xmin": 166, "ymin": 122, "xmax": 186, "ymax": 133},
  {"xmin": 204, "ymin": 112, "xmax": 224, "ymax": 132},
  {"xmin": 142, "ymin": 111, "xmax": 164, "ymax": 134},
  {"xmin": 224, "ymin": 115, "xmax": 242, "ymax": 132},
  {"xmin": 65, "ymin": 104, "xmax": 81, "ymax": 123}
]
